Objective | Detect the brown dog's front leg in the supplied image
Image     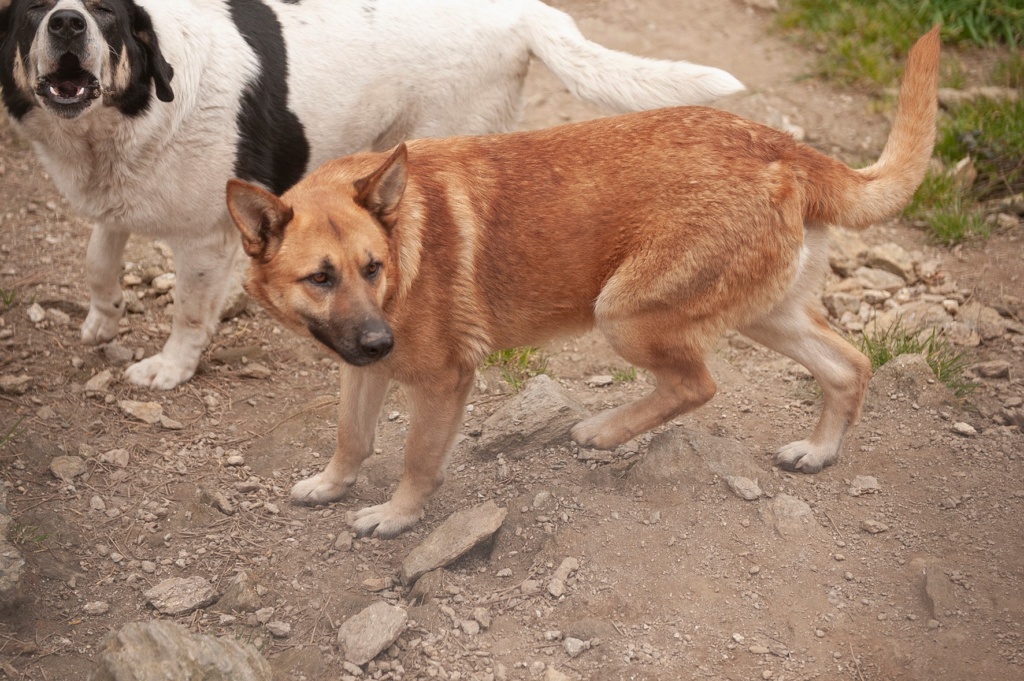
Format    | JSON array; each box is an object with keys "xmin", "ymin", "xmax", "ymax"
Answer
[
  {"xmin": 291, "ymin": 366, "xmax": 391, "ymax": 506},
  {"xmin": 351, "ymin": 369, "xmax": 475, "ymax": 538}
]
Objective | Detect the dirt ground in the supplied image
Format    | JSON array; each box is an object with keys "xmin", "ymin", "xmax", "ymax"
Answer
[{"xmin": 1, "ymin": 1, "xmax": 1023, "ymax": 679}]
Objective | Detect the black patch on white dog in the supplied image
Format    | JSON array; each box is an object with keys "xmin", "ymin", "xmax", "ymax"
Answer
[
  {"xmin": 228, "ymin": 0, "xmax": 310, "ymax": 196},
  {"xmin": 0, "ymin": 0, "xmax": 42, "ymax": 119}
]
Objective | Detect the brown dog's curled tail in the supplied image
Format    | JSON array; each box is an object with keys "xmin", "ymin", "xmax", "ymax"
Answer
[{"xmin": 804, "ymin": 25, "xmax": 941, "ymax": 230}]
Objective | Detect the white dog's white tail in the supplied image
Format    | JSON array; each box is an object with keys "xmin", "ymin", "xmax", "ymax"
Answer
[{"xmin": 521, "ymin": 1, "xmax": 744, "ymax": 111}]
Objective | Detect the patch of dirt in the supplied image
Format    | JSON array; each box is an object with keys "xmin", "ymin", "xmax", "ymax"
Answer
[{"xmin": 1, "ymin": 1, "xmax": 1022, "ymax": 680}]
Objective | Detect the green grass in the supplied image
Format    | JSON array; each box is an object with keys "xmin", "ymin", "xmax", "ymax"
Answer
[
  {"xmin": 0, "ymin": 287, "xmax": 15, "ymax": 308},
  {"xmin": 904, "ymin": 169, "xmax": 991, "ymax": 245},
  {"xmin": 612, "ymin": 366, "xmax": 638, "ymax": 383},
  {"xmin": 0, "ymin": 418, "xmax": 21, "ymax": 451},
  {"xmin": 483, "ymin": 347, "xmax": 548, "ymax": 393},
  {"xmin": 857, "ymin": 320, "xmax": 976, "ymax": 397},
  {"xmin": 778, "ymin": 0, "xmax": 1024, "ymax": 86},
  {"xmin": 934, "ymin": 97, "xmax": 1024, "ymax": 200}
]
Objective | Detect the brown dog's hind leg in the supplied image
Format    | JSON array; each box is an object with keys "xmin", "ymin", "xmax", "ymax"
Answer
[
  {"xmin": 572, "ymin": 312, "xmax": 718, "ymax": 450},
  {"xmin": 352, "ymin": 369, "xmax": 475, "ymax": 538},
  {"xmin": 740, "ymin": 302, "xmax": 872, "ymax": 473},
  {"xmin": 291, "ymin": 366, "xmax": 391, "ymax": 506}
]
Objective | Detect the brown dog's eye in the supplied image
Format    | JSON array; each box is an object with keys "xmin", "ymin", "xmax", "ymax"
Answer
[
  {"xmin": 364, "ymin": 261, "xmax": 381, "ymax": 281},
  {"xmin": 306, "ymin": 272, "xmax": 331, "ymax": 286}
]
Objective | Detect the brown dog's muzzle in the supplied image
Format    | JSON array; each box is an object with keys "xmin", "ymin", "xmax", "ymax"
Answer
[{"xmin": 308, "ymin": 315, "xmax": 394, "ymax": 366}]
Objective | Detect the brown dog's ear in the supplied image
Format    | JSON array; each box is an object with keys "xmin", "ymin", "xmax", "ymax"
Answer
[
  {"xmin": 354, "ymin": 143, "xmax": 408, "ymax": 229},
  {"xmin": 226, "ymin": 179, "xmax": 294, "ymax": 262}
]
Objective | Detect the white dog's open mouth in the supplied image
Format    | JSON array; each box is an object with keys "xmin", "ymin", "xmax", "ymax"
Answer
[{"xmin": 34, "ymin": 53, "xmax": 102, "ymax": 114}]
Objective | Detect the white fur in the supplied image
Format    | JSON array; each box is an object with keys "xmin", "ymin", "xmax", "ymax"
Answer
[{"xmin": 6, "ymin": 0, "xmax": 743, "ymax": 389}]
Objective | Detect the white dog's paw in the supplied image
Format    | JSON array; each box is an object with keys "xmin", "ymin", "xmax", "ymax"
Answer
[
  {"xmin": 290, "ymin": 473, "xmax": 352, "ymax": 506},
  {"xmin": 124, "ymin": 353, "xmax": 196, "ymax": 390},
  {"xmin": 775, "ymin": 440, "xmax": 839, "ymax": 473},
  {"xmin": 351, "ymin": 502, "xmax": 423, "ymax": 538},
  {"xmin": 81, "ymin": 306, "xmax": 122, "ymax": 345}
]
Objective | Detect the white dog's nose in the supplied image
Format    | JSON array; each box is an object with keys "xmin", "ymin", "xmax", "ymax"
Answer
[{"xmin": 48, "ymin": 10, "xmax": 88, "ymax": 42}]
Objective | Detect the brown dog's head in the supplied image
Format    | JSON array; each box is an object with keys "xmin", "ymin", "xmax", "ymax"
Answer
[{"xmin": 226, "ymin": 145, "xmax": 410, "ymax": 367}]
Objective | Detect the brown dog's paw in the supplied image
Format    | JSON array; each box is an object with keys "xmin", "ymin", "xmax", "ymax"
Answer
[
  {"xmin": 290, "ymin": 473, "xmax": 353, "ymax": 506},
  {"xmin": 774, "ymin": 440, "xmax": 839, "ymax": 473},
  {"xmin": 570, "ymin": 414, "xmax": 629, "ymax": 451},
  {"xmin": 351, "ymin": 502, "xmax": 423, "ymax": 538}
]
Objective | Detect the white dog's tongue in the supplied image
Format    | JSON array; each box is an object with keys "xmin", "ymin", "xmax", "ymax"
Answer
[{"xmin": 53, "ymin": 80, "xmax": 86, "ymax": 99}]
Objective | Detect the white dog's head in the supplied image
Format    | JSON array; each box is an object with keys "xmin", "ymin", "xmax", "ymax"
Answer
[{"xmin": 0, "ymin": 0, "xmax": 173, "ymax": 120}]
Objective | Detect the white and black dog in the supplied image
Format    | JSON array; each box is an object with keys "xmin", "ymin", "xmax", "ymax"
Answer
[{"xmin": 0, "ymin": 0, "xmax": 742, "ymax": 389}]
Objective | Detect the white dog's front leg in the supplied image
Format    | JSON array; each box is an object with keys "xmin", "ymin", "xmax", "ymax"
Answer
[
  {"xmin": 81, "ymin": 226, "xmax": 129, "ymax": 345},
  {"xmin": 125, "ymin": 226, "xmax": 243, "ymax": 389}
]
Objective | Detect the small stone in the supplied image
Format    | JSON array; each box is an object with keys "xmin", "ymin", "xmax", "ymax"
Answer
[
  {"xmin": 90, "ymin": 495, "xmax": 106, "ymax": 511},
  {"xmin": 586, "ymin": 375, "xmax": 614, "ymax": 387},
  {"xmin": 973, "ymin": 360, "xmax": 1010, "ymax": 379},
  {"xmin": 160, "ymin": 415, "xmax": 184, "ymax": 430},
  {"xmin": 732, "ymin": 633, "xmax": 745, "ymax": 643},
  {"xmin": 151, "ymin": 272, "xmax": 176, "ymax": 292},
  {"xmin": 533, "ymin": 491, "xmax": 555, "ymax": 510},
  {"xmin": 748, "ymin": 565, "xmax": 761, "ymax": 575},
  {"xmin": 544, "ymin": 667, "xmax": 572, "ymax": 681},
  {"xmin": 861, "ymin": 519, "xmax": 889, "ymax": 534},
  {"xmin": 460, "ymin": 620, "xmax": 480, "ymax": 636},
  {"xmin": 334, "ymin": 532, "xmax": 354, "ymax": 551},
  {"xmin": 834, "ymin": 554, "xmax": 846, "ymax": 562},
  {"xmin": 144, "ymin": 577, "xmax": 218, "ymax": 616},
  {"xmin": 239, "ymin": 362, "xmax": 272, "ymax": 379},
  {"xmin": 85, "ymin": 369, "xmax": 114, "ymax": 394},
  {"xmin": 102, "ymin": 343, "xmax": 136, "ymax": 365},
  {"xmin": 225, "ymin": 455, "xmax": 245, "ymax": 466},
  {"xmin": 255, "ymin": 607, "xmax": 275, "ymax": 624},
  {"xmin": 266, "ymin": 621, "xmax": 291, "ymax": 638},
  {"xmin": 97, "ymin": 448, "xmax": 130, "ymax": 467},
  {"xmin": 472, "ymin": 607, "xmax": 492, "ymax": 630},
  {"xmin": 27, "ymin": 303, "xmax": 46, "ymax": 323},
  {"xmin": 50, "ymin": 456, "xmax": 88, "ymax": 482},
  {"xmin": 815, "ymin": 629, "xmax": 826, "ymax": 638},
  {"xmin": 84, "ymin": 601, "xmax": 110, "ymax": 616},
  {"xmin": 337, "ymin": 602, "xmax": 408, "ymax": 666},
  {"xmin": 547, "ymin": 557, "xmax": 580, "ymax": 598},
  {"xmin": 400, "ymin": 501, "xmax": 507, "ymax": 584},
  {"xmin": 725, "ymin": 476, "xmax": 762, "ymax": 500},
  {"xmin": 951, "ymin": 422, "xmax": 977, "ymax": 437},
  {"xmin": 141, "ymin": 561, "xmax": 157, "ymax": 574},
  {"xmin": 848, "ymin": 475, "xmax": 880, "ymax": 497},
  {"xmin": 563, "ymin": 637, "xmax": 587, "ymax": 658},
  {"xmin": 749, "ymin": 645, "xmax": 771, "ymax": 655},
  {"xmin": 0, "ymin": 374, "xmax": 31, "ymax": 395},
  {"xmin": 119, "ymin": 400, "xmax": 163, "ymax": 425}
]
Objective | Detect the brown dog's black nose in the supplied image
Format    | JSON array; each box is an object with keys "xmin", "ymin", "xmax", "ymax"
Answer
[
  {"xmin": 358, "ymin": 325, "xmax": 394, "ymax": 360},
  {"xmin": 48, "ymin": 10, "xmax": 88, "ymax": 41}
]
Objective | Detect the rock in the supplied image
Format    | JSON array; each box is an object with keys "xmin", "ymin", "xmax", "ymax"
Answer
[
  {"xmin": 407, "ymin": 568, "xmax": 447, "ymax": 606},
  {"xmin": 97, "ymin": 448, "xmax": 130, "ymax": 468},
  {"xmin": 865, "ymin": 243, "xmax": 915, "ymax": 281},
  {"xmin": 828, "ymin": 229, "xmax": 868, "ymax": 276},
  {"xmin": 861, "ymin": 519, "xmax": 889, "ymax": 534},
  {"xmin": 472, "ymin": 607, "xmax": 492, "ymax": 630},
  {"xmin": 972, "ymin": 360, "xmax": 1010, "ymax": 379},
  {"xmin": 564, "ymin": 618, "xmax": 617, "ymax": 643},
  {"xmin": 334, "ymin": 531, "xmax": 354, "ymax": 551},
  {"xmin": 238, "ymin": 362, "xmax": 272, "ymax": 379},
  {"xmin": 628, "ymin": 429, "xmax": 762, "ymax": 488},
  {"xmin": 151, "ymin": 272, "xmax": 176, "ymax": 292},
  {"xmin": 866, "ymin": 354, "xmax": 959, "ymax": 413},
  {"xmin": 761, "ymin": 494, "xmax": 815, "ymax": 539},
  {"xmin": 85, "ymin": 369, "xmax": 115, "ymax": 394},
  {"xmin": 938, "ymin": 86, "xmax": 1019, "ymax": 109},
  {"xmin": 119, "ymin": 400, "xmax": 164, "ymax": 425},
  {"xmin": 474, "ymin": 375, "xmax": 588, "ymax": 459},
  {"xmin": 216, "ymin": 572, "xmax": 262, "ymax": 613},
  {"xmin": 27, "ymin": 302, "xmax": 46, "ymax": 323},
  {"xmin": 960, "ymin": 303, "xmax": 1007, "ymax": 340},
  {"xmin": 84, "ymin": 601, "xmax": 110, "ymax": 615},
  {"xmin": 725, "ymin": 476, "xmax": 762, "ymax": 501},
  {"xmin": 563, "ymin": 637, "xmax": 588, "ymax": 657},
  {"xmin": 144, "ymin": 577, "xmax": 218, "ymax": 616},
  {"xmin": 0, "ymin": 486, "xmax": 27, "ymax": 615},
  {"xmin": 50, "ymin": 456, "xmax": 88, "ymax": 482},
  {"xmin": 460, "ymin": 619, "xmax": 481, "ymax": 636},
  {"xmin": 89, "ymin": 619, "xmax": 271, "ymax": 681},
  {"xmin": 851, "ymin": 266, "xmax": 906, "ymax": 293},
  {"xmin": 586, "ymin": 374, "xmax": 614, "ymax": 387},
  {"xmin": 918, "ymin": 563, "xmax": 957, "ymax": 619},
  {"xmin": 544, "ymin": 667, "xmax": 572, "ymax": 681},
  {"xmin": 336, "ymin": 601, "xmax": 408, "ymax": 666},
  {"xmin": 160, "ymin": 415, "xmax": 184, "ymax": 430},
  {"xmin": 945, "ymin": 321, "xmax": 982, "ymax": 347},
  {"xmin": 266, "ymin": 621, "xmax": 291, "ymax": 638},
  {"xmin": 400, "ymin": 500, "xmax": 507, "ymax": 584},
  {"xmin": 0, "ymin": 374, "xmax": 31, "ymax": 395},
  {"xmin": 547, "ymin": 557, "xmax": 580, "ymax": 598},
  {"xmin": 102, "ymin": 343, "xmax": 136, "ymax": 365},
  {"xmin": 533, "ymin": 490, "xmax": 555, "ymax": 510},
  {"xmin": 848, "ymin": 475, "xmax": 881, "ymax": 497},
  {"xmin": 822, "ymin": 292, "xmax": 861, "ymax": 319},
  {"xmin": 951, "ymin": 422, "xmax": 977, "ymax": 437}
]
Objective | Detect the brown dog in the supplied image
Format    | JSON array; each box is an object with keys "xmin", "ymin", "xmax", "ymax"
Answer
[{"xmin": 226, "ymin": 28, "xmax": 939, "ymax": 538}]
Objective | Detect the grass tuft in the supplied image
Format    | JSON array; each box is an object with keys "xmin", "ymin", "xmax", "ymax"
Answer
[
  {"xmin": 856, "ymin": 320, "xmax": 976, "ymax": 397},
  {"xmin": 904, "ymin": 169, "xmax": 990, "ymax": 245},
  {"xmin": 612, "ymin": 366, "xmax": 638, "ymax": 383},
  {"xmin": 483, "ymin": 347, "xmax": 548, "ymax": 393}
]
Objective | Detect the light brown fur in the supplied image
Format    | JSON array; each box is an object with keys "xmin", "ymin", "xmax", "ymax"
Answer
[{"xmin": 227, "ymin": 28, "xmax": 940, "ymax": 537}]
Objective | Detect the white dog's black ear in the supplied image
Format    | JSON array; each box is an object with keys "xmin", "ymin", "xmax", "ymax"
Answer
[
  {"xmin": 354, "ymin": 143, "xmax": 408, "ymax": 229},
  {"xmin": 226, "ymin": 179, "xmax": 293, "ymax": 262},
  {"xmin": 132, "ymin": 6, "xmax": 174, "ymax": 102}
]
